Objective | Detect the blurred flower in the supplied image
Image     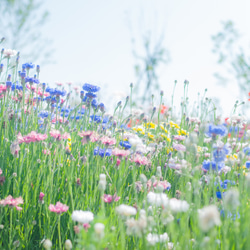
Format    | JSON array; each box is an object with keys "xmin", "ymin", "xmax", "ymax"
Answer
[
  {"xmin": 147, "ymin": 192, "xmax": 169, "ymax": 207},
  {"xmin": 206, "ymin": 124, "xmax": 228, "ymax": 137},
  {"xmin": 49, "ymin": 202, "xmax": 69, "ymax": 214},
  {"xmin": 102, "ymin": 194, "xmax": 120, "ymax": 203},
  {"xmin": 42, "ymin": 239, "xmax": 52, "ymax": 249},
  {"xmin": 0, "ymin": 195, "xmax": 23, "ymax": 210},
  {"xmin": 198, "ymin": 205, "xmax": 221, "ymax": 232},
  {"xmin": 223, "ymin": 188, "xmax": 240, "ymax": 210},
  {"xmin": 3, "ymin": 49, "xmax": 17, "ymax": 58},
  {"xmin": 94, "ymin": 223, "xmax": 105, "ymax": 239},
  {"xmin": 64, "ymin": 239, "xmax": 73, "ymax": 250},
  {"xmin": 116, "ymin": 204, "xmax": 137, "ymax": 216},
  {"xmin": 82, "ymin": 83, "xmax": 100, "ymax": 92},
  {"xmin": 147, "ymin": 233, "xmax": 169, "ymax": 245},
  {"xmin": 71, "ymin": 210, "xmax": 94, "ymax": 224}
]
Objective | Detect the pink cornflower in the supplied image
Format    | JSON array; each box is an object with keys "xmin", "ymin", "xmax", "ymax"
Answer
[
  {"xmin": 0, "ymin": 195, "xmax": 23, "ymax": 210},
  {"xmin": 17, "ymin": 131, "xmax": 47, "ymax": 144},
  {"xmin": 102, "ymin": 194, "xmax": 120, "ymax": 203},
  {"xmin": 112, "ymin": 148, "xmax": 130, "ymax": 158},
  {"xmin": 3, "ymin": 49, "xmax": 17, "ymax": 58},
  {"xmin": 43, "ymin": 149, "xmax": 51, "ymax": 155},
  {"xmin": 173, "ymin": 143, "xmax": 186, "ymax": 151},
  {"xmin": 49, "ymin": 202, "xmax": 69, "ymax": 214},
  {"xmin": 0, "ymin": 169, "xmax": 2, "ymax": 175},
  {"xmin": 49, "ymin": 129, "xmax": 61, "ymax": 140},
  {"xmin": 10, "ymin": 140, "xmax": 20, "ymax": 156},
  {"xmin": 100, "ymin": 136, "xmax": 116, "ymax": 146},
  {"xmin": 0, "ymin": 85, "xmax": 7, "ymax": 94},
  {"xmin": 56, "ymin": 82, "xmax": 63, "ymax": 86},
  {"xmin": 147, "ymin": 180, "xmax": 171, "ymax": 192},
  {"xmin": 132, "ymin": 154, "xmax": 150, "ymax": 166},
  {"xmin": 78, "ymin": 131, "xmax": 99, "ymax": 144}
]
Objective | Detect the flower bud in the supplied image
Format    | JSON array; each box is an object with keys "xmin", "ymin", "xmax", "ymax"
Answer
[{"xmin": 65, "ymin": 239, "xmax": 73, "ymax": 250}]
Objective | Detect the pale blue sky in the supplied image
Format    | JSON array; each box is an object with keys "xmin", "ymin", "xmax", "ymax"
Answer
[{"xmin": 35, "ymin": 0, "xmax": 250, "ymax": 116}]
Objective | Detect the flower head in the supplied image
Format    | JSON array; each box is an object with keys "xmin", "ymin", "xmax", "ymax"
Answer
[
  {"xmin": 82, "ymin": 83, "xmax": 100, "ymax": 92},
  {"xmin": 71, "ymin": 210, "xmax": 94, "ymax": 224},
  {"xmin": 49, "ymin": 202, "xmax": 69, "ymax": 214}
]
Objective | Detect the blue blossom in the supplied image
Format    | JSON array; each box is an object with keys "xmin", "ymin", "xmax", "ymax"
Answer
[
  {"xmin": 82, "ymin": 83, "xmax": 100, "ymax": 92},
  {"xmin": 90, "ymin": 115, "xmax": 102, "ymax": 123},
  {"xmin": 45, "ymin": 87, "xmax": 66, "ymax": 96},
  {"xmin": 212, "ymin": 144, "xmax": 231, "ymax": 163},
  {"xmin": 77, "ymin": 108, "xmax": 85, "ymax": 115},
  {"xmin": 22, "ymin": 62, "xmax": 35, "ymax": 69},
  {"xmin": 6, "ymin": 81, "xmax": 12, "ymax": 87},
  {"xmin": 215, "ymin": 180, "xmax": 235, "ymax": 189},
  {"xmin": 94, "ymin": 147, "xmax": 112, "ymax": 157},
  {"xmin": 243, "ymin": 147, "xmax": 250, "ymax": 155},
  {"xmin": 38, "ymin": 111, "xmax": 49, "ymax": 119},
  {"xmin": 206, "ymin": 124, "xmax": 228, "ymax": 137},
  {"xmin": 11, "ymin": 83, "xmax": 23, "ymax": 91},
  {"xmin": 245, "ymin": 161, "xmax": 250, "ymax": 168},
  {"xmin": 91, "ymin": 99, "xmax": 98, "ymax": 108},
  {"xmin": 86, "ymin": 92, "xmax": 97, "ymax": 98},
  {"xmin": 119, "ymin": 141, "xmax": 131, "ymax": 149},
  {"xmin": 25, "ymin": 77, "xmax": 39, "ymax": 84},
  {"xmin": 99, "ymin": 103, "xmax": 105, "ymax": 112},
  {"xmin": 202, "ymin": 160, "xmax": 225, "ymax": 172}
]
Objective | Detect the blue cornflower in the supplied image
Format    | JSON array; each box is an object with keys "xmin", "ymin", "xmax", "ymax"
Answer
[
  {"xmin": 91, "ymin": 99, "xmax": 98, "ymax": 108},
  {"xmin": 99, "ymin": 103, "xmax": 105, "ymax": 112},
  {"xmin": 212, "ymin": 143, "xmax": 231, "ymax": 163},
  {"xmin": 82, "ymin": 83, "xmax": 100, "ymax": 92},
  {"xmin": 22, "ymin": 62, "xmax": 35, "ymax": 69},
  {"xmin": 25, "ymin": 77, "xmax": 39, "ymax": 84},
  {"xmin": 45, "ymin": 87, "xmax": 66, "ymax": 96},
  {"xmin": 216, "ymin": 191, "xmax": 223, "ymax": 199},
  {"xmin": 202, "ymin": 160, "xmax": 225, "ymax": 172},
  {"xmin": 220, "ymin": 210, "xmax": 240, "ymax": 220},
  {"xmin": 94, "ymin": 147, "xmax": 112, "ymax": 157},
  {"xmin": 206, "ymin": 124, "xmax": 228, "ymax": 137},
  {"xmin": 86, "ymin": 92, "xmax": 97, "ymax": 98},
  {"xmin": 119, "ymin": 141, "xmax": 132, "ymax": 149},
  {"xmin": 6, "ymin": 81, "xmax": 12, "ymax": 87},
  {"xmin": 245, "ymin": 161, "xmax": 250, "ymax": 169},
  {"xmin": 38, "ymin": 111, "xmax": 49, "ymax": 119},
  {"xmin": 243, "ymin": 147, "xmax": 250, "ymax": 155},
  {"xmin": 77, "ymin": 108, "xmax": 85, "ymax": 115},
  {"xmin": 90, "ymin": 115, "xmax": 102, "ymax": 123},
  {"xmin": 11, "ymin": 83, "xmax": 23, "ymax": 91},
  {"xmin": 215, "ymin": 180, "xmax": 235, "ymax": 189}
]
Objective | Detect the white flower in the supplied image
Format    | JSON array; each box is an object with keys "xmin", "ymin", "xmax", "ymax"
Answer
[
  {"xmin": 168, "ymin": 198, "xmax": 189, "ymax": 213},
  {"xmin": 198, "ymin": 205, "xmax": 221, "ymax": 232},
  {"xmin": 147, "ymin": 192, "xmax": 169, "ymax": 207},
  {"xmin": 94, "ymin": 223, "xmax": 105, "ymax": 238},
  {"xmin": 3, "ymin": 49, "xmax": 17, "ymax": 58},
  {"xmin": 64, "ymin": 239, "xmax": 73, "ymax": 250},
  {"xmin": 147, "ymin": 233, "xmax": 169, "ymax": 245},
  {"xmin": 71, "ymin": 210, "xmax": 94, "ymax": 224},
  {"xmin": 116, "ymin": 204, "xmax": 137, "ymax": 216},
  {"xmin": 43, "ymin": 239, "xmax": 52, "ymax": 249},
  {"xmin": 223, "ymin": 188, "xmax": 240, "ymax": 210}
]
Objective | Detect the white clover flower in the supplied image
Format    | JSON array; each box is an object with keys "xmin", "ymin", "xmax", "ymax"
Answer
[
  {"xmin": 147, "ymin": 233, "xmax": 169, "ymax": 245},
  {"xmin": 168, "ymin": 198, "xmax": 189, "ymax": 213},
  {"xmin": 71, "ymin": 210, "xmax": 94, "ymax": 224},
  {"xmin": 147, "ymin": 192, "xmax": 169, "ymax": 207},
  {"xmin": 64, "ymin": 239, "xmax": 73, "ymax": 250},
  {"xmin": 94, "ymin": 223, "xmax": 105, "ymax": 239},
  {"xmin": 198, "ymin": 205, "xmax": 221, "ymax": 232},
  {"xmin": 43, "ymin": 239, "xmax": 52, "ymax": 249},
  {"xmin": 223, "ymin": 188, "xmax": 240, "ymax": 210},
  {"xmin": 116, "ymin": 204, "xmax": 137, "ymax": 216}
]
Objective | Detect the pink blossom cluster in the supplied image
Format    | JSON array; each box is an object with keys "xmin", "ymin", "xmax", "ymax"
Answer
[
  {"xmin": 17, "ymin": 131, "xmax": 47, "ymax": 144},
  {"xmin": 112, "ymin": 148, "xmax": 130, "ymax": 157},
  {"xmin": 0, "ymin": 195, "xmax": 23, "ymax": 210},
  {"xmin": 173, "ymin": 142, "xmax": 186, "ymax": 151},
  {"xmin": 100, "ymin": 136, "xmax": 116, "ymax": 146},
  {"xmin": 49, "ymin": 129, "xmax": 70, "ymax": 140},
  {"xmin": 102, "ymin": 194, "xmax": 120, "ymax": 203},
  {"xmin": 49, "ymin": 202, "xmax": 69, "ymax": 214},
  {"xmin": 132, "ymin": 154, "xmax": 151, "ymax": 166},
  {"xmin": 78, "ymin": 131, "xmax": 99, "ymax": 144},
  {"xmin": 147, "ymin": 180, "xmax": 171, "ymax": 192},
  {"xmin": 0, "ymin": 85, "xmax": 7, "ymax": 94}
]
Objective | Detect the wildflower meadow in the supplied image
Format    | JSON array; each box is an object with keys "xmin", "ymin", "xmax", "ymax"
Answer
[{"xmin": 1, "ymin": 42, "xmax": 250, "ymax": 250}]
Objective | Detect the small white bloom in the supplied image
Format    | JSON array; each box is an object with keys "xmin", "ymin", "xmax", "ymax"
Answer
[
  {"xmin": 116, "ymin": 204, "xmax": 137, "ymax": 216},
  {"xmin": 94, "ymin": 223, "xmax": 105, "ymax": 238},
  {"xmin": 223, "ymin": 188, "xmax": 240, "ymax": 210},
  {"xmin": 198, "ymin": 205, "xmax": 221, "ymax": 232},
  {"xmin": 64, "ymin": 239, "xmax": 73, "ymax": 250},
  {"xmin": 71, "ymin": 210, "xmax": 94, "ymax": 224},
  {"xmin": 3, "ymin": 49, "xmax": 17, "ymax": 57},
  {"xmin": 43, "ymin": 239, "xmax": 52, "ymax": 249},
  {"xmin": 147, "ymin": 192, "xmax": 168, "ymax": 207},
  {"xmin": 147, "ymin": 233, "xmax": 169, "ymax": 245},
  {"xmin": 168, "ymin": 198, "xmax": 189, "ymax": 213}
]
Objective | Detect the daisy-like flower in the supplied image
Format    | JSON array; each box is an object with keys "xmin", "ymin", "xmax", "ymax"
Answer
[
  {"xmin": 49, "ymin": 202, "xmax": 69, "ymax": 214},
  {"xmin": 71, "ymin": 210, "xmax": 94, "ymax": 224},
  {"xmin": 0, "ymin": 195, "xmax": 23, "ymax": 210},
  {"xmin": 132, "ymin": 154, "xmax": 150, "ymax": 166}
]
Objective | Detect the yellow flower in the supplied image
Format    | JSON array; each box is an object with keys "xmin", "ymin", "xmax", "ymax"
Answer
[
  {"xmin": 147, "ymin": 122, "xmax": 156, "ymax": 129},
  {"xmin": 148, "ymin": 132, "xmax": 155, "ymax": 139},
  {"xmin": 197, "ymin": 146, "xmax": 203, "ymax": 153}
]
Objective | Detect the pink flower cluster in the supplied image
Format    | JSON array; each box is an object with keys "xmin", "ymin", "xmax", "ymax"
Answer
[
  {"xmin": 100, "ymin": 136, "xmax": 116, "ymax": 146},
  {"xmin": 147, "ymin": 180, "xmax": 171, "ymax": 192},
  {"xmin": 132, "ymin": 154, "xmax": 151, "ymax": 166},
  {"xmin": 17, "ymin": 131, "xmax": 47, "ymax": 144},
  {"xmin": 112, "ymin": 148, "xmax": 130, "ymax": 158},
  {"xmin": 78, "ymin": 131, "xmax": 99, "ymax": 144},
  {"xmin": 102, "ymin": 194, "xmax": 120, "ymax": 203},
  {"xmin": 49, "ymin": 129, "xmax": 70, "ymax": 140},
  {"xmin": 173, "ymin": 142, "xmax": 186, "ymax": 151},
  {"xmin": 49, "ymin": 202, "xmax": 69, "ymax": 214},
  {"xmin": 0, "ymin": 85, "xmax": 7, "ymax": 94},
  {"xmin": 0, "ymin": 195, "xmax": 23, "ymax": 210}
]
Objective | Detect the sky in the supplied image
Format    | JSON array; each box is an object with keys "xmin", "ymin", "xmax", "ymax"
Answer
[{"xmin": 17, "ymin": 0, "xmax": 250, "ymax": 117}]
